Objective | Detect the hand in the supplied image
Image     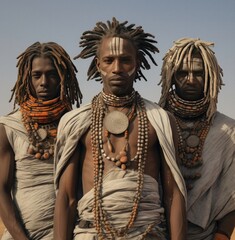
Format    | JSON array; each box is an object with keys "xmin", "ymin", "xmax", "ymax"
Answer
[{"xmin": 214, "ymin": 233, "xmax": 230, "ymax": 240}]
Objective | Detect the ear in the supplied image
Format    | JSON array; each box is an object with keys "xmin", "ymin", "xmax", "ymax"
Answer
[{"xmin": 95, "ymin": 57, "xmax": 100, "ymax": 72}]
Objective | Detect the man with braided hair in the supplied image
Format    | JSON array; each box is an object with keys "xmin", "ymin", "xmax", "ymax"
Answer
[
  {"xmin": 54, "ymin": 17, "xmax": 187, "ymax": 240},
  {"xmin": 0, "ymin": 42, "xmax": 82, "ymax": 240},
  {"xmin": 159, "ymin": 38, "xmax": 235, "ymax": 240}
]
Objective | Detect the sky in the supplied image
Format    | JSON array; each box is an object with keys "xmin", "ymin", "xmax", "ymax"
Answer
[{"xmin": 0, "ymin": 0, "xmax": 235, "ymax": 118}]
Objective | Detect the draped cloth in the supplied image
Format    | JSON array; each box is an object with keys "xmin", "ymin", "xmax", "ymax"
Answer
[
  {"xmin": 54, "ymin": 99, "xmax": 187, "ymax": 239},
  {"xmin": 0, "ymin": 110, "xmax": 55, "ymax": 240},
  {"xmin": 74, "ymin": 168, "xmax": 166, "ymax": 240},
  {"xmin": 180, "ymin": 112, "xmax": 235, "ymax": 240}
]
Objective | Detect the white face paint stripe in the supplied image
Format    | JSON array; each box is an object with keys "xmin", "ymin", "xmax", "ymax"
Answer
[
  {"xmin": 127, "ymin": 67, "xmax": 136, "ymax": 77},
  {"xmin": 109, "ymin": 37, "xmax": 124, "ymax": 56},
  {"xmin": 100, "ymin": 69, "xmax": 107, "ymax": 76}
]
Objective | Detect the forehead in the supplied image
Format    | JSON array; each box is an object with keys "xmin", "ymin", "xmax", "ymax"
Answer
[
  {"xmin": 31, "ymin": 56, "xmax": 55, "ymax": 70},
  {"xmin": 180, "ymin": 54, "xmax": 204, "ymax": 70},
  {"xmin": 99, "ymin": 37, "xmax": 136, "ymax": 56}
]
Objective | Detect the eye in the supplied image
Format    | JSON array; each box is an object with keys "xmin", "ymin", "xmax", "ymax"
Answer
[
  {"xmin": 194, "ymin": 71, "xmax": 204, "ymax": 77},
  {"xmin": 176, "ymin": 71, "xmax": 188, "ymax": 79},
  {"xmin": 103, "ymin": 58, "xmax": 113, "ymax": 64},
  {"xmin": 31, "ymin": 73, "xmax": 41, "ymax": 79}
]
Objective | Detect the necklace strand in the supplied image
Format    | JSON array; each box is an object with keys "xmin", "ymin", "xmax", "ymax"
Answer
[{"xmin": 91, "ymin": 91, "xmax": 149, "ymax": 239}]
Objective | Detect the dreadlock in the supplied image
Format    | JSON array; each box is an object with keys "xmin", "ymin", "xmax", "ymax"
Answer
[
  {"xmin": 74, "ymin": 17, "xmax": 159, "ymax": 82},
  {"xmin": 158, "ymin": 37, "xmax": 223, "ymax": 122},
  {"xmin": 10, "ymin": 41, "xmax": 83, "ymax": 109}
]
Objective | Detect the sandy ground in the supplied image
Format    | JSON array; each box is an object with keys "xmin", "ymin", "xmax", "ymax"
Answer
[{"xmin": 0, "ymin": 217, "xmax": 234, "ymax": 239}]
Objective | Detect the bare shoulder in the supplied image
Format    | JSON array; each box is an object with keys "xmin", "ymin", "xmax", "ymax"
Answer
[{"xmin": 0, "ymin": 124, "xmax": 8, "ymax": 142}]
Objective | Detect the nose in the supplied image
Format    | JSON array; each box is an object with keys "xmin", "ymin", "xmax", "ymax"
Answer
[
  {"xmin": 186, "ymin": 72, "xmax": 194, "ymax": 83},
  {"xmin": 40, "ymin": 75, "xmax": 48, "ymax": 86},
  {"xmin": 113, "ymin": 59, "xmax": 122, "ymax": 73}
]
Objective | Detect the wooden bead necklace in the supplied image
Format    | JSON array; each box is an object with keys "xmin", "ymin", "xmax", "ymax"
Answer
[
  {"xmin": 166, "ymin": 90, "xmax": 209, "ymax": 118},
  {"xmin": 91, "ymin": 91, "xmax": 149, "ymax": 239},
  {"xmin": 102, "ymin": 101, "xmax": 137, "ymax": 170},
  {"xmin": 166, "ymin": 91, "xmax": 211, "ymax": 190},
  {"xmin": 22, "ymin": 111, "xmax": 58, "ymax": 160},
  {"xmin": 20, "ymin": 95, "xmax": 70, "ymax": 160}
]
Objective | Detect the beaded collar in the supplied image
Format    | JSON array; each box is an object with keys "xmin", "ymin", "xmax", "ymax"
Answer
[
  {"xmin": 101, "ymin": 89, "xmax": 136, "ymax": 107},
  {"xmin": 20, "ymin": 95, "xmax": 71, "ymax": 160},
  {"xmin": 91, "ymin": 91, "xmax": 153, "ymax": 238},
  {"xmin": 166, "ymin": 90, "xmax": 211, "ymax": 190},
  {"xmin": 166, "ymin": 90, "xmax": 209, "ymax": 118}
]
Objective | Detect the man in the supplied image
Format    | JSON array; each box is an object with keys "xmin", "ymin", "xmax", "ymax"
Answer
[
  {"xmin": 54, "ymin": 18, "xmax": 187, "ymax": 240},
  {"xmin": 0, "ymin": 42, "xmax": 82, "ymax": 240},
  {"xmin": 158, "ymin": 38, "xmax": 235, "ymax": 240}
]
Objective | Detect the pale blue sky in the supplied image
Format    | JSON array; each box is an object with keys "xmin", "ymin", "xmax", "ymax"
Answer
[{"xmin": 0, "ymin": 0, "xmax": 234, "ymax": 118}]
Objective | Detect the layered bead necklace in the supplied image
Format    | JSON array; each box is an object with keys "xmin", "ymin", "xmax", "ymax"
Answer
[
  {"xmin": 166, "ymin": 91, "xmax": 211, "ymax": 190},
  {"xmin": 91, "ymin": 90, "xmax": 151, "ymax": 239},
  {"xmin": 20, "ymin": 95, "xmax": 71, "ymax": 160}
]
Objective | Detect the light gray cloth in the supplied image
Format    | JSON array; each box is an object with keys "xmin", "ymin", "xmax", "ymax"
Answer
[
  {"xmin": 180, "ymin": 112, "xmax": 235, "ymax": 239},
  {"xmin": 0, "ymin": 110, "xmax": 55, "ymax": 240},
  {"xmin": 74, "ymin": 168, "xmax": 167, "ymax": 239},
  {"xmin": 54, "ymin": 99, "xmax": 187, "ymax": 239}
]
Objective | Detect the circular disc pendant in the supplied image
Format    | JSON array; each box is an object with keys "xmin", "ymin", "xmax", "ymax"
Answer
[
  {"xmin": 186, "ymin": 135, "xmax": 200, "ymax": 148},
  {"xmin": 103, "ymin": 111, "xmax": 129, "ymax": 134},
  {"xmin": 37, "ymin": 128, "xmax": 47, "ymax": 141}
]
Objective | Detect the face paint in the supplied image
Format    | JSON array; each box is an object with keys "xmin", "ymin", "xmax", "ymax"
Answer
[
  {"xmin": 109, "ymin": 37, "xmax": 124, "ymax": 56},
  {"xmin": 182, "ymin": 57, "xmax": 204, "ymax": 71},
  {"xmin": 127, "ymin": 67, "xmax": 136, "ymax": 77},
  {"xmin": 100, "ymin": 65, "xmax": 135, "ymax": 77},
  {"xmin": 100, "ymin": 69, "xmax": 107, "ymax": 76}
]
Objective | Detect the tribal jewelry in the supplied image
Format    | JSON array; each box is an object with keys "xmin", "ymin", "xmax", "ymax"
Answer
[
  {"xmin": 166, "ymin": 91, "xmax": 211, "ymax": 190},
  {"xmin": 20, "ymin": 95, "xmax": 70, "ymax": 160},
  {"xmin": 91, "ymin": 91, "xmax": 149, "ymax": 239},
  {"xmin": 166, "ymin": 90, "xmax": 209, "ymax": 118},
  {"xmin": 102, "ymin": 99, "xmax": 137, "ymax": 170},
  {"xmin": 101, "ymin": 89, "xmax": 136, "ymax": 107}
]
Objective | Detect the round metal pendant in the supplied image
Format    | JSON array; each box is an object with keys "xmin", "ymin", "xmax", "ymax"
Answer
[
  {"xmin": 37, "ymin": 128, "xmax": 48, "ymax": 141},
  {"xmin": 186, "ymin": 135, "xmax": 200, "ymax": 148},
  {"xmin": 103, "ymin": 111, "xmax": 129, "ymax": 134}
]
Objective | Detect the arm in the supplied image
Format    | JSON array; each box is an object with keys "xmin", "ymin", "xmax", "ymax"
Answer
[
  {"xmin": 0, "ymin": 124, "xmax": 29, "ymax": 240},
  {"xmin": 161, "ymin": 156, "xmax": 187, "ymax": 240},
  {"xmin": 161, "ymin": 112, "xmax": 187, "ymax": 240},
  {"xmin": 54, "ymin": 143, "xmax": 80, "ymax": 240},
  {"xmin": 214, "ymin": 211, "xmax": 235, "ymax": 240}
]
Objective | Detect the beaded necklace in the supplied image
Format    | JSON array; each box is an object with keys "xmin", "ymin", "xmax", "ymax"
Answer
[
  {"xmin": 166, "ymin": 91, "xmax": 211, "ymax": 190},
  {"xmin": 91, "ymin": 91, "xmax": 150, "ymax": 239},
  {"xmin": 166, "ymin": 90, "xmax": 209, "ymax": 118},
  {"xmin": 20, "ymin": 95, "xmax": 71, "ymax": 160}
]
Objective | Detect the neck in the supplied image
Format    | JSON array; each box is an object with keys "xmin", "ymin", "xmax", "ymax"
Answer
[
  {"xmin": 166, "ymin": 90, "xmax": 209, "ymax": 120},
  {"xmin": 101, "ymin": 90, "xmax": 136, "ymax": 107}
]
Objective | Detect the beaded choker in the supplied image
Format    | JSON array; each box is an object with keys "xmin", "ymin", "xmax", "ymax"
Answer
[
  {"xmin": 101, "ymin": 89, "xmax": 136, "ymax": 107},
  {"xmin": 91, "ymin": 91, "xmax": 150, "ymax": 239},
  {"xmin": 20, "ymin": 95, "xmax": 71, "ymax": 160},
  {"xmin": 166, "ymin": 90, "xmax": 209, "ymax": 118}
]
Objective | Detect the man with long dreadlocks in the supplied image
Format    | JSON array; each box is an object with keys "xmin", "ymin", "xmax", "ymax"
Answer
[
  {"xmin": 158, "ymin": 38, "xmax": 235, "ymax": 240},
  {"xmin": 54, "ymin": 18, "xmax": 187, "ymax": 240},
  {"xmin": 0, "ymin": 42, "xmax": 82, "ymax": 240}
]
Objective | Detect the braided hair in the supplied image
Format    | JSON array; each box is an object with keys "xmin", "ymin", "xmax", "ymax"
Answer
[
  {"xmin": 10, "ymin": 41, "xmax": 83, "ymax": 108},
  {"xmin": 74, "ymin": 17, "xmax": 159, "ymax": 82},
  {"xmin": 159, "ymin": 37, "xmax": 223, "ymax": 122}
]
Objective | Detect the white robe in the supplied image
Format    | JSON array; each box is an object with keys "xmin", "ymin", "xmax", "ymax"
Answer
[
  {"xmin": 0, "ymin": 110, "xmax": 55, "ymax": 240},
  {"xmin": 180, "ymin": 112, "xmax": 235, "ymax": 239}
]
